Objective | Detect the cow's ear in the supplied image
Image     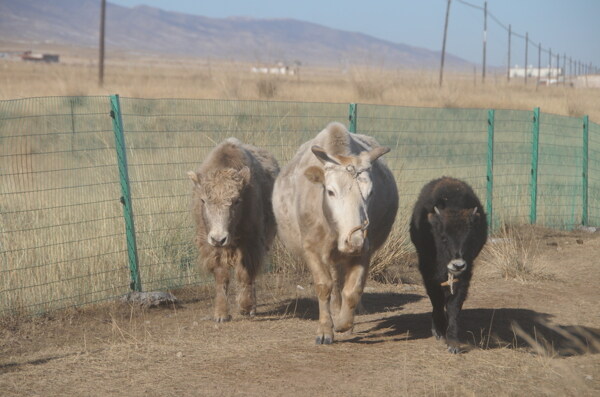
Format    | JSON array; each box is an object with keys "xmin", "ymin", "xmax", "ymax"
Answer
[
  {"xmin": 187, "ymin": 170, "xmax": 200, "ymax": 186},
  {"xmin": 304, "ymin": 166, "xmax": 324, "ymax": 184},
  {"xmin": 367, "ymin": 146, "xmax": 390, "ymax": 162},
  {"xmin": 237, "ymin": 166, "xmax": 251, "ymax": 184},
  {"xmin": 311, "ymin": 145, "xmax": 340, "ymax": 165}
]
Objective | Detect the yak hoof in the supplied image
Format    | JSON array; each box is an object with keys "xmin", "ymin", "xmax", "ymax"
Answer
[
  {"xmin": 432, "ymin": 328, "xmax": 443, "ymax": 340},
  {"xmin": 239, "ymin": 308, "xmax": 256, "ymax": 317},
  {"xmin": 214, "ymin": 315, "xmax": 232, "ymax": 323},
  {"xmin": 447, "ymin": 344, "xmax": 462, "ymax": 354},
  {"xmin": 315, "ymin": 334, "xmax": 333, "ymax": 345}
]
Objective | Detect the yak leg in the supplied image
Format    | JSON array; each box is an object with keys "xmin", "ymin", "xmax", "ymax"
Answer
[
  {"xmin": 235, "ymin": 259, "xmax": 257, "ymax": 316},
  {"xmin": 304, "ymin": 250, "xmax": 334, "ymax": 345},
  {"xmin": 445, "ymin": 286, "xmax": 467, "ymax": 354},
  {"xmin": 424, "ymin": 280, "xmax": 447, "ymax": 340},
  {"xmin": 335, "ymin": 258, "xmax": 368, "ymax": 333},
  {"xmin": 212, "ymin": 265, "xmax": 231, "ymax": 322}
]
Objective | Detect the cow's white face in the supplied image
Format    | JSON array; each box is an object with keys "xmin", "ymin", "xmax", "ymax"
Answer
[{"xmin": 304, "ymin": 145, "xmax": 390, "ymax": 255}]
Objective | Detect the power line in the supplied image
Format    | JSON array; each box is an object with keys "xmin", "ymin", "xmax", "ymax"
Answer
[
  {"xmin": 452, "ymin": 0, "xmax": 595, "ymax": 79},
  {"xmin": 455, "ymin": 0, "xmax": 484, "ymax": 11}
]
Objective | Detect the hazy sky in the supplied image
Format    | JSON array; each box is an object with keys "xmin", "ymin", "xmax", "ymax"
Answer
[{"xmin": 110, "ymin": 0, "xmax": 599, "ymax": 69}]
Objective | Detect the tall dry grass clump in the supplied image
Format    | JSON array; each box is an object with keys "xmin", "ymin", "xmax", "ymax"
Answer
[{"xmin": 480, "ymin": 225, "xmax": 549, "ymax": 281}]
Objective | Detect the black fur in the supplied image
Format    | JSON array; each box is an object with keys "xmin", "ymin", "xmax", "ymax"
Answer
[{"xmin": 409, "ymin": 177, "xmax": 487, "ymax": 353}]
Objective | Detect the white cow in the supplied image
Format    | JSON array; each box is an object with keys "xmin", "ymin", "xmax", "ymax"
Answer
[{"xmin": 273, "ymin": 122, "xmax": 399, "ymax": 344}]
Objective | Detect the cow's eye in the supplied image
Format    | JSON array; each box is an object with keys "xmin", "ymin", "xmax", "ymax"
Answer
[
  {"xmin": 327, "ymin": 189, "xmax": 335, "ymax": 197},
  {"xmin": 233, "ymin": 198, "xmax": 241, "ymax": 206}
]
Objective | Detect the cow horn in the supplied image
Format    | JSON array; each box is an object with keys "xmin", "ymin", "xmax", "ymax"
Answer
[
  {"xmin": 434, "ymin": 206, "xmax": 441, "ymax": 215},
  {"xmin": 472, "ymin": 207, "xmax": 478, "ymax": 215}
]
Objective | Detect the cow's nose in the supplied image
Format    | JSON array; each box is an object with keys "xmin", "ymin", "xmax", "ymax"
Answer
[
  {"xmin": 448, "ymin": 259, "xmax": 467, "ymax": 273},
  {"xmin": 209, "ymin": 234, "xmax": 229, "ymax": 247}
]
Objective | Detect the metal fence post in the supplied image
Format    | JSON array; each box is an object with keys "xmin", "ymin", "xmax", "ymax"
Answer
[
  {"xmin": 110, "ymin": 94, "xmax": 142, "ymax": 292},
  {"xmin": 530, "ymin": 107, "xmax": 540, "ymax": 224},
  {"xmin": 582, "ymin": 115, "xmax": 589, "ymax": 226},
  {"xmin": 348, "ymin": 103, "xmax": 357, "ymax": 133},
  {"xmin": 486, "ymin": 109, "xmax": 495, "ymax": 230}
]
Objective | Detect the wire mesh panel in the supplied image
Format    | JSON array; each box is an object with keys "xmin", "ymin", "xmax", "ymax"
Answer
[
  {"xmin": 491, "ymin": 109, "xmax": 533, "ymax": 228},
  {"xmin": 0, "ymin": 97, "xmax": 129, "ymax": 315},
  {"xmin": 118, "ymin": 98, "xmax": 347, "ymax": 292},
  {"xmin": 357, "ymin": 104, "xmax": 488, "ymax": 224},
  {"xmin": 589, "ymin": 121, "xmax": 600, "ymax": 226},
  {"xmin": 537, "ymin": 113, "xmax": 584, "ymax": 228},
  {"xmin": 1, "ymin": 96, "xmax": 598, "ymax": 316}
]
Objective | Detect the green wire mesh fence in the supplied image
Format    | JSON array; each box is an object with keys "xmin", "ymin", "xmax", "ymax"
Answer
[{"xmin": 0, "ymin": 95, "xmax": 597, "ymax": 316}]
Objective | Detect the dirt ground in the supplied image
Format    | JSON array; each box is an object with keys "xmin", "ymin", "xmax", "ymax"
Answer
[{"xmin": 1, "ymin": 228, "xmax": 599, "ymax": 397}]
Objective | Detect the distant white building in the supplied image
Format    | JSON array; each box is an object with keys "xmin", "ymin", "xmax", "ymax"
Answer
[
  {"xmin": 509, "ymin": 65, "xmax": 562, "ymax": 79},
  {"xmin": 251, "ymin": 62, "xmax": 296, "ymax": 76}
]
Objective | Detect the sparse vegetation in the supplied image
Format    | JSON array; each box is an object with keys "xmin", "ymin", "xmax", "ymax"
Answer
[{"xmin": 480, "ymin": 225, "xmax": 550, "ymax": 281}]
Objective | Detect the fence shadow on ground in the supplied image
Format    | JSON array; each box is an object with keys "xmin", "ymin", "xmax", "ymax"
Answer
[
  {"xmin": 256, "ymin": 292, "xmax": 423, "ymax": 321},
  {"xmin": 344, "ymin": 307, "xmax": 600, "ymax": 356}
]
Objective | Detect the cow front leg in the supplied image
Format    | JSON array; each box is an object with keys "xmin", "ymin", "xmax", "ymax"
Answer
[
  {"xmin": 445, "ymin": 287, "xmax": 467, "ymax": 354},
  {"xmin": 424, "ymin": 280, "xmax": 447, "ymax": 340},
  {"xmin": 329, "ymin": 263, "xmax": 342, "ymax": 323},
  {"xmin": 235, "ymin": 260, "xmax": 256, "ymax": 317},
  {"xmin": 304, "ymin": 249, "xmax": 334, "ymax": 344},
  {"xmin": 335, "ymin": 259, "xmax": 368, "ymax": 333},
  {"xmin": 212, "ymin": 265, "xmax": 231, "ymax": 322}
]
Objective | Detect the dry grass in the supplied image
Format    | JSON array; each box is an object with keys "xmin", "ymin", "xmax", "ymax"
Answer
[
  {"xmin": 480, "ymin": 225, "xmax": 551, "ymax": 282},
  {"xmin": 1, "ymin": 48, "xmax": 600, "ymax": 121}
]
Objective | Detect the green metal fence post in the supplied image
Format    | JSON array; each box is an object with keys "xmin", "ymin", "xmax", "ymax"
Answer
[
  {"xmin": 486, "ymin": 109, "xmax": 495, "ymax": 231},
  {"xmin": 530, "ymin": 107, "xmax": 540, "ymax": 224},
  {"xmin": 348, "ymin": 103, "xmax": 357, "ymax": 133},
  {"xmin": 582, "ymin": 115, "xmax": 589, "ymax": 226},
  {"xmin": 110, "ymin": 94, "xmax": 142, "ymax": 292}
]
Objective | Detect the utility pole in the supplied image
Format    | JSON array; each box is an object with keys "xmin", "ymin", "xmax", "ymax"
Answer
[
  {"xmin": 507, "ymin": 24, "xmax": 511, "ymax": 82},
  {"xmin": 524, "ymin": 32, "xmax": 528, "ymax": 85},
  {"xmin": 439, "ymin": 0, "xmax": 452, "ymax": 87},
  {"xmin": 549, "ymin": 48, "xmax": 552, "ymax": 79},
  {"xmin": 563, "ymin": 53, "xmax": 566, "ymax": 84},
  {"xmin": 482, "ymin": 1, "xmax": 487, "ymax": 83},
  {"xmin": 99, "ymin": 0, "xmax": 106, "ymax": 87},
  {"xmin": 537, "ymin": 43, "xmax": 541, "ymax": 86}
]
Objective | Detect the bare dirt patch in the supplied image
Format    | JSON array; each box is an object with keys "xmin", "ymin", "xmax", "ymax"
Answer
[{"xmin": 1, "ymin": 229, "xmax": 599, "ymax": 396}]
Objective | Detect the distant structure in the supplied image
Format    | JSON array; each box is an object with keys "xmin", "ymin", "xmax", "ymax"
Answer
[
  {"xmin": 251, "ymin": 61, "xmax": 296, "ymax": 75},
  {"xmin": 510, "ymin": 65, "xmax": 564, "ymax": 85},
  {"xmin": 21, "ymin": 51, "xmax": 59, "ymax": 63}
]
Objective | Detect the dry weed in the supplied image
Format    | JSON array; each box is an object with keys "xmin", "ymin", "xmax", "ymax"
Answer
[{"xmin": 480, "ymin": 225, "xmax": 550, "ymax": 281}]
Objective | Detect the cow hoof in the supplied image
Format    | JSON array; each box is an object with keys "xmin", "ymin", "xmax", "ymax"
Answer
[
  {"xmin": 315, "ymin": 335, "xmax": 333, "ymax": 345},
  {"xmin": 239, "ymin": 308, "xmax": 256, "ymax": 317},
  {"xmin": 447, "ymin": 345, "xmax": 462, "ymax": 354},
  {"xmin": 432, "ymin": 328, "xmax": 443, "ymax": 340},
  {"xmin": 214, "ymin": 315, "xmax": 232, "ymax": 323}
]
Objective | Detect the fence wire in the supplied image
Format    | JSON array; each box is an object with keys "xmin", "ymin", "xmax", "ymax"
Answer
[{"xmin": 0, "ymin": 96, "xmax": 597, "ymax": 316}]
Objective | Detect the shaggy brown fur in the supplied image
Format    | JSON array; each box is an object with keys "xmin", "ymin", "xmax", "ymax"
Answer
[{"xmin": 188, "ymin": 138, "xmax": 279, "ymax": 322}]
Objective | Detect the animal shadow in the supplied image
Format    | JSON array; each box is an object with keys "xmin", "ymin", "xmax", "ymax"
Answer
[
  {"xmin": 257, "ymin": 292, "xmax": 423, "ymax": 321},
  {"xmin": 461, "ymin": 308, "xmax": 600, "ymax": 356},
  {"xmin": 348, "ymin": 307, "xmax": 600, "ymax": 356}
]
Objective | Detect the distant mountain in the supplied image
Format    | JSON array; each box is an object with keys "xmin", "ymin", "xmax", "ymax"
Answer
[{"xmin": 0, "ymin": 0, "xmax": 472, "ymax": 69}]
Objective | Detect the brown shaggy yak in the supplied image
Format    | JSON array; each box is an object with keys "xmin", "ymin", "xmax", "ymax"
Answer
[{"xmin": 187, "ymin": 138, "xmax": 279, "ymax": 322}]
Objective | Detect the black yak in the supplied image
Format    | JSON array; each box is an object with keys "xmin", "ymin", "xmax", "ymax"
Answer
[{"xmin": 410, "ymin": 176, "xmax": 487, "ymax": 353}]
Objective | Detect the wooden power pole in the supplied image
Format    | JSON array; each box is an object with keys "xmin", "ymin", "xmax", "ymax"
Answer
[
  {"xmin": 99, "ymin": 0, "xmax": 106, "ymax": 87},
  {"xmin": 439, "ymin": 0, "xmax": 452, "ymax": 87}
]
